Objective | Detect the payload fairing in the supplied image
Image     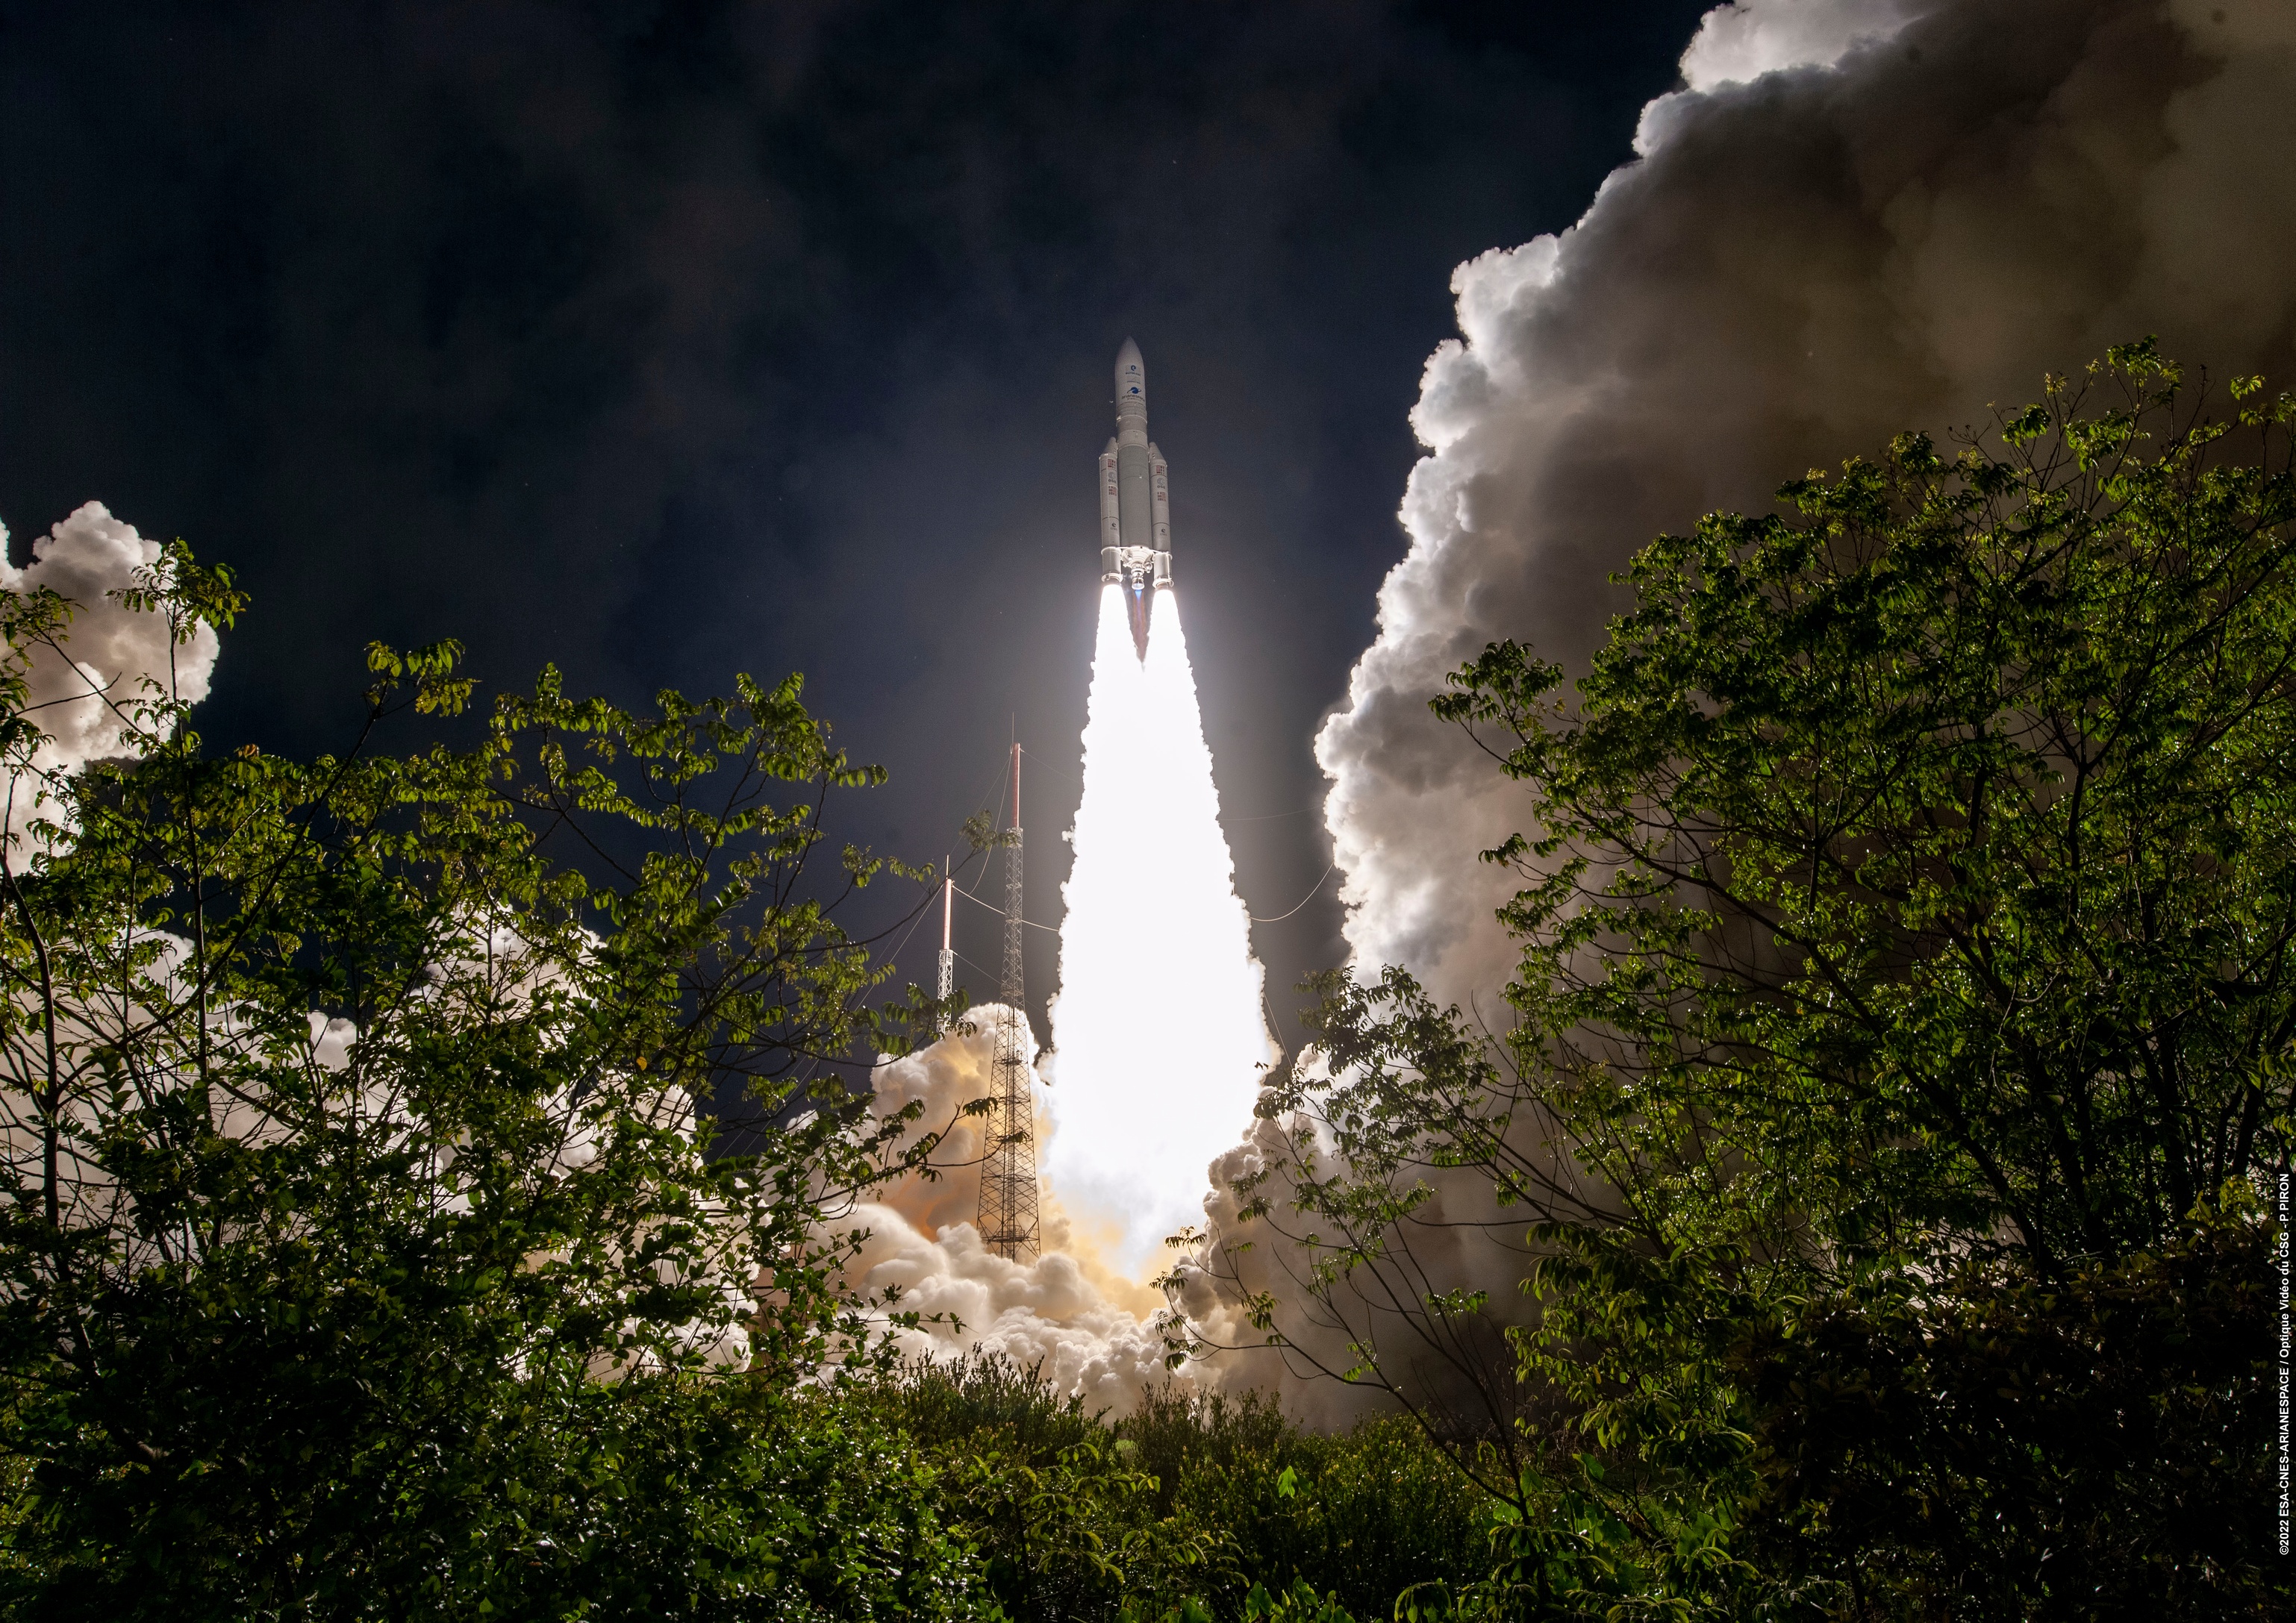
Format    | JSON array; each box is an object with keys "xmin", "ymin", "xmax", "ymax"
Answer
[{"xmin": 1099, "ymin": 337, "xmax": 1173, "ymax": 660}]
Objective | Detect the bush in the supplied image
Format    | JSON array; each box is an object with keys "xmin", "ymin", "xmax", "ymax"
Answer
[
  {"xmin": 0, "ymin": 564, "xmax": 970, "ymax": 1617},
  {"xmin": 863, "ymin": 1355, "xmax": 1494, "ymax": 1623},
  {"xmin": 1204, "ymin": 347, "xmax": 2296, "ymax": 1618}
]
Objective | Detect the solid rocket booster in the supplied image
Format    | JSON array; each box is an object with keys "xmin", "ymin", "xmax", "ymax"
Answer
[{"xmin": 1099, "ymin": 337, "xmax": 1173, "ymax": 660}]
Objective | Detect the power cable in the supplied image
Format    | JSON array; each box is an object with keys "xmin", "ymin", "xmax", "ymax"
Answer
[
  {"xmin": 1017, "ymin": 743, "xmax": 1079, "ymax": 789},
  {"xmin": 953, "ymin": 880, "xmax": 1061, "ymax": 934}
]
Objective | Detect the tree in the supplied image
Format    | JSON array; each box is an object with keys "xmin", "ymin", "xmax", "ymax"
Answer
[
  {"xmin": 1199, "ymin": 345, "xmax": 2291, "ymax": 1616},
  {"xmin": 0, "ymin": 550, "xmax": 982, "ymax": 1619}
]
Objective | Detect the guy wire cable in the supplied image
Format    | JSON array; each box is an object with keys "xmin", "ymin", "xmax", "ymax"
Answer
[{"xmin": 1250, "ymin": 860, "xmax": 1335, "ymax": 923}]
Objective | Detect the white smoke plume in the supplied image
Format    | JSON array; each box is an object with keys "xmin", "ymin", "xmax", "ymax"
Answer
[
  {"xmin": 1674, "ymin": 0, "xmax": 1912, "ymax": 93},
  {"xmin": 855, "ymin": 1007, "xmax": 1208, "ymax": 1413},
  {"xmin": 1, "ymin": 501, "xmax": 221, "ymax": 833},
  {"xmin": 1320, "ymin": 0, "xmax": 2296, "ymax": 1013},
  {"xmin": 1044, "ymin": 586, "xmax": 1273, "ymax": 1278},
  {"xmin": 1169, "ymin": 0, "xmax": 2296, "ymax": 1424}
]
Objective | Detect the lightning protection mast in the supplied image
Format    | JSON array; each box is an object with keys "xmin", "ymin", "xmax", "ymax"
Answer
[
  {"xmin": 976, "ymin": 743, "xmax": 1041, "ymax": 1261},
  {"xmin": 936, "ymin": 860, "xmax": 954, "ymax": 1031}
]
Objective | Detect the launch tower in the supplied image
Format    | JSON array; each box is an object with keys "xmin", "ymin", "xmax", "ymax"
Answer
[{"xmin": 975, "ymin": 744, "xmax": 1041, "ymax": 1260}]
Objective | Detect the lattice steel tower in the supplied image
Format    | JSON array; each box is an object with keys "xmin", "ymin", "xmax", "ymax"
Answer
[{"xmin": 975, "ymin": 744, "xmax": 1041, "ymax": 1260}]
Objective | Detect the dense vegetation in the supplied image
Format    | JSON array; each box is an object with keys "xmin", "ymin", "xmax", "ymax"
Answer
[
  {"xmin": 857, "ymin": 1355, "xmax": 1489, "ymax": 1623},
  {"xmin": 0, "ymin": 345, "xmax": 2286, "ymax": 1619},
  {"xmin": 1197, "ymin": 344, "xmax": 2290, "ymax": 1617},
  {"xmin": 0, "ymin": 575, "xmax": 970, "ymax": 1619}
]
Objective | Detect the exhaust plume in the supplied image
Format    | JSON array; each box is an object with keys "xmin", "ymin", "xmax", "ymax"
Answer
[{"xmin": 1045, "ymin": 585, "xmax": 1273, "ymax": 1278}]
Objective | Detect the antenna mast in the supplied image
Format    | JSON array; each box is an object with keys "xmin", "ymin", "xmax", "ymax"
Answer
[
  {"xmin": 936, "ymin": 859, "xmax": 954, "ymax": 1030},
  {"xmin": 976, "ymin": 742, "xmax": 1041, "ymax": 1261}
]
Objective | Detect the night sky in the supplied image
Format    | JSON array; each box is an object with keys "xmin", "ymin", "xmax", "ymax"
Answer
[{"xmin": 0, "ymin": 1, "xmax": 1712, "ymax": 1042}]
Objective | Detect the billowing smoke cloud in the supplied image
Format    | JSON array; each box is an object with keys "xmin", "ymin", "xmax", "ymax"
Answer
[
  {"xmin": 1, "ymin": 501, "xmax": 222, "ymax": 831},
  {"xmin": 1319, "ymin": 0, "xmax": 2296, "ymax": 1011},
  {"xmin": 855, "ymin": 1007, "xmax": 1207, "ymax": 1413},
  {"xmin": 1169, "ymin": 0, "xmax": 2296, "ymax": 1422}
]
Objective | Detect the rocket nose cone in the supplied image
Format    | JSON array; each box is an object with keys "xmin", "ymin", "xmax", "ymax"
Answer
[{"xmin": 1114, "ymin": 337, "xmax": 1145, "ymax": 404}]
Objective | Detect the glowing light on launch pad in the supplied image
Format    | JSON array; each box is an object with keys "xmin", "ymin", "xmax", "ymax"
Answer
[{"xmin": 1047, "ymin": 584, "xmax": 1273, "ymax": 1279}]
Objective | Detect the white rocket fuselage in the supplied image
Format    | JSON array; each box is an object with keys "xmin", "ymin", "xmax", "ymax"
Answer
[{"xmin": 1099, "ymin": 338, "xmax": 1172, "ymax": 659}]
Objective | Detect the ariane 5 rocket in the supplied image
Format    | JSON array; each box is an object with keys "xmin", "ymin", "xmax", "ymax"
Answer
[{"xmin": 1099, "ymin": 337, "xmax": 1172, "ymax": 661}]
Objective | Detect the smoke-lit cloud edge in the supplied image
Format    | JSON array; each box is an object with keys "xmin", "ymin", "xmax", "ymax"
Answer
[
  {"xmin": 1316, "ymin": 0, "xmax": 2296, "ymax": 1010},
  {"xmin": 1, "ymin": 501, "xmax": 222, "ymax": 836}
]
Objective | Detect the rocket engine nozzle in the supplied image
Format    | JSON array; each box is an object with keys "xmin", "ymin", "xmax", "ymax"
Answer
[{"xmin": 1126, "ymin": 582, "xmax": 1152, "ymax": 662}]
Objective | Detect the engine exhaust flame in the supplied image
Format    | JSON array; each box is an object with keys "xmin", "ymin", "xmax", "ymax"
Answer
[{"xmin": 1047, "ymin": 584, "xmax": 1273, "ymax": 1278}]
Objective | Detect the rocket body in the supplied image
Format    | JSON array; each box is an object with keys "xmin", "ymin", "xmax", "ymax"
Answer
[{"xmin": 1099, "ymin": 338, "xmax": 1173, "ymax": 659}]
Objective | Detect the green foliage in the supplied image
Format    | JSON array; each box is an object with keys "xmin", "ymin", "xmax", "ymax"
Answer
[
  {"xmin": 1730, "ymin": 1209, "xmax": 2274, "ymax": 1616},
  {"xmin": 863, "ymin": 1356, "xmax": 1219, "ymax": 1622},
  {"xmin": 13, "ymin": 344, "xmax": 2286, "ymax": 1620},
  {"xmin": 863, "ymin": 1355, "xmax": 1494, "ymax": 1623},
  {"xmin": 1217, "ymin": 348, "xmax": 2294, "ymax": 1617},
  {"xmin": 1442, "ymin": 338, "xmax": 2296, "ymax": 1275},
  {"xmin": 0, "ymin": 549, "xmax": 979, "ymax": 1618},
  {"xmin": 1240, "ymin": 1578, "xmax": 1358, "ymax": 1622},
  {"xmin": 961, "ymin": 810, "xmax": 1020, "ymax": 854},
  {"xmin": 16, "ymin": 1380, "xmax": 977, "ymax": 1621}
]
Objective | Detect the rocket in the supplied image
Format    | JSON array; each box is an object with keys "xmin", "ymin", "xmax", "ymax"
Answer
[{"xmin": 1099, "ymin": 337, "xmax": 1173, "ymax": 660}]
